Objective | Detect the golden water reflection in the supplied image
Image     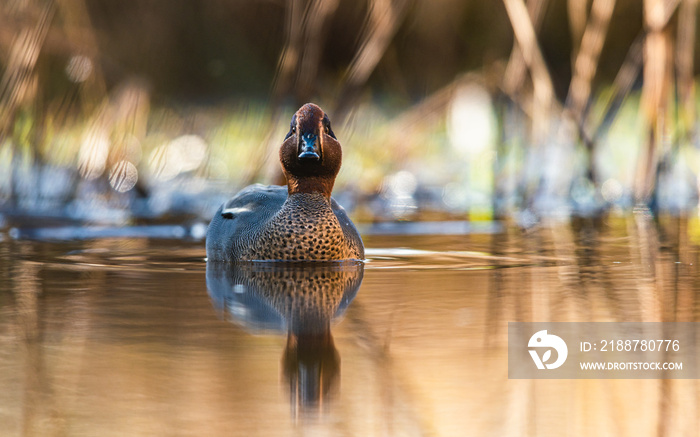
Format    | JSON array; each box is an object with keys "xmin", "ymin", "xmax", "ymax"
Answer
[
  {"xmin": 0, "ymin": 215, "xmax": 699, "ymax": 436},
  {"xmin": 206, "ymin": 261, "xmax": 364, "ymax": 418}
]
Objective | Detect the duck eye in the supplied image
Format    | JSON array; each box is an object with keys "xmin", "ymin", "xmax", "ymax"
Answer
[
  {"xmin": 324, "ymin": 125, "xmax": 329, "ymax": 134},
  {"xmin": 284, "ymin": 123, "xmax": 296, "ymax": 140}
]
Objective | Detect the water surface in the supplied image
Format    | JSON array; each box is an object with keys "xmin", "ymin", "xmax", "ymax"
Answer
[{"xmin": 1, "ymin": 215, "xmax": 699, "ymax": 436}]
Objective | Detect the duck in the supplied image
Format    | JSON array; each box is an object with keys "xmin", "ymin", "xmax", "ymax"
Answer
[{"xmin": 206, "ymin": 103, "xmax": 364, "ymax": 262}]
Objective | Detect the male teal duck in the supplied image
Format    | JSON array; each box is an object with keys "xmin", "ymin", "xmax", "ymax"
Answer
[{"xmin": 206, "ymin": 103, "xmax": 364, "ymax": 262}]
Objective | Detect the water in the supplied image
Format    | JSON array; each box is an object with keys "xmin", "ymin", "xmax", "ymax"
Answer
[{"xmin": 1, "ymin": 215, "xmax": 699, "ymax": 436}]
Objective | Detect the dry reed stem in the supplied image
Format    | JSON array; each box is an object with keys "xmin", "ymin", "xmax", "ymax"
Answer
[
  {"xmin": 566, "ymin": 0, "xmax": 616, "ymax": 122},
  {"xmin": 502, "ymin": 0, "xmax": 547, "ymax": 97},
  {"xmin": 502, "ymin": 0, "xmax": 556, "ymax": 142},
  {"xmin": 587, "ymin": 32, "xmax": 644, "ymax": 143},
  {"xmin": 0, "ymin": 1, "xmax": 54, "ymax": 137},
  {"xmin": 335, "ymin": 0, "xmax": 409, "ymax": 120},
  {"xmin": 271, "ymin": 0, "xmax": 303, "ymax": 102},
  {"xmin": 296, "ymin": 0, "xmax": 339, "ymax": 100},
  {"xmin": 675, "ymin": 0, "xmax": 697, "ymax": 135},
  {"xmin": 567, "ymin": 0, "xmax": 589, "ymax": 60},
  {"xmin": 636, "ymin": 0, "xmax": 679, "ymax": 203}
]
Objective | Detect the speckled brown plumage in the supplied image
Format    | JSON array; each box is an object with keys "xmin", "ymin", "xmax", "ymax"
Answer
[{"xmin": 240, "ymin": 193, "xmax": 358, "ymax": 261}]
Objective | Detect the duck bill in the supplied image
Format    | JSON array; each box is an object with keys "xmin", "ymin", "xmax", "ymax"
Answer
[{"xmin": 298, "ymin": 133, "xmax": 320, "ymax": 160}]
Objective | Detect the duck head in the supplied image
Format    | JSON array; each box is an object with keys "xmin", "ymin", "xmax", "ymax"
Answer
[{"xmin": 280, "ymin": 103, "xmax": 341, "ymax": 198}]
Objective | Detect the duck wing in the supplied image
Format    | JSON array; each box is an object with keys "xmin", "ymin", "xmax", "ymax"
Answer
[
  {"xmin": 220, "ymin": 184, "xmax": 287, "ymax": 220},
  {"xmin": 206, "ymin": 184, "xmax": 287, "ymax": 261}
]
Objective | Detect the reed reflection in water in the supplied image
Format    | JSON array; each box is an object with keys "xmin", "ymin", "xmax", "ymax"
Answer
[
  {"xmin": 0, "ymin": 215, "xmax": 699, "ymax": 435},
  {"xmin": 206, "ymin": 261, "xmax": 364, "ymax": 418}
]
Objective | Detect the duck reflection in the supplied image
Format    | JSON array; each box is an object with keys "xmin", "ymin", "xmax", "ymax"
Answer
[{"xmin": 206, "ymin": 261, "xmax": 364, "ymax": 416}]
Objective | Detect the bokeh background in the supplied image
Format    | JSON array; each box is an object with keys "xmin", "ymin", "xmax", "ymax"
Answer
[
  {"xmin": 4, "ymin": 3, "xmax": 700, "ymax": 436},
  {"xmin": 0, "ymin": 0, "xmax": 698, "ymax": 228}
]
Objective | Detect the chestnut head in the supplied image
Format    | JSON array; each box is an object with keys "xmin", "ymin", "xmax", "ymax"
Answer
[{"xmin": 279, "ymin": 103, "xmax": 341, "ymax": 198}]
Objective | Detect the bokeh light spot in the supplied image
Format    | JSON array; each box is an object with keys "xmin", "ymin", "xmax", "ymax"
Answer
[
  {"xmin": 149, "ymin": 135, "xmax": 208, "ymax": 181},
  {"xmin": 65, "ymin": 55, "xmax": 93, "ymax": 83},
  {"xmin": 448, "ymin": 83, "xmax": 495, "ymax": 156},
  {"xmin": 109, "ymin": 160, "xmax": 138, "ymax": 192},
  {"xmin": 384, "ymin": 170, "xmax": 417, "ymax": 197},
  {"xmin": 601, "ymin": 178, "xmax": 623, "ymax": 203}
]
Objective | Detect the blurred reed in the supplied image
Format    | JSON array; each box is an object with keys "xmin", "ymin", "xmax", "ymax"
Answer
[{"xmin": 0, "ymin": 0, "xmax": 698, "ymax": 223}]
